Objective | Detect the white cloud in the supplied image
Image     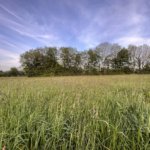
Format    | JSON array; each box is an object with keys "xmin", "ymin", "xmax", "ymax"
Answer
[
  {"xmin": 0, "ymin": 60, "xmax": 20, "ymax": 71},
  {"xmin": 0, "ymin": 4, "xmax": 22, "ymax": 20},
  {"xmin": 74, "ymin": 0, "xmax": 149, "ymax": 48},
  {"xmin": 0, "ymin": 48, "xmax": 19, "ymax": 60},
  {"xmin": 0, "ymin": 3, "xmax": 59, "ymax": 46},
  {"xmin": 10, "ymin": 27, "xmax": 57, "ymax": 41},
  {"xmin": 114, "ymin": 37, "xmax": 150, "ymax": 47},
  {"xmin": 0, "ymin": 40, "xmax": 16, "ymax": 48},
  {"xmin": 0, "ymin": 48, "xmax": 20, "ymax": 71}
]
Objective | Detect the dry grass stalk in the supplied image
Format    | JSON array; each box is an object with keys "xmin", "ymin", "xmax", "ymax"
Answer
[{"xmin": 3, "ymin": 146, "xmax": 6, "ymax": 150}]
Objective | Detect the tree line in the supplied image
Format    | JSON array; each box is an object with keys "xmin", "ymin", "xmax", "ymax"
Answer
[
  {"xmin": 1, "ymin": 42, "xmax": 150, "ymax": 77},
  {"xmin": 0, "ymin": 67, "xmax": 24, "ymax": 77}
]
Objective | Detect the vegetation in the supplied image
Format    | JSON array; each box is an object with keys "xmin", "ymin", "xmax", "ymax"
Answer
[
  {"xmin": 18, "ymin": 42, "xmax": 150, "ymax": 77},
  {"xmin": 0, "ymin": 67, "xmax": 24, "ymax": 77},
  {"xmin": 1, "ymin": 75, "xmax": 150, "ymax": 149}
]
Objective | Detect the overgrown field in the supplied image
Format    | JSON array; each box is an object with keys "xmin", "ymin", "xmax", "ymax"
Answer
[{"xmin": 1, "ymin": 75, "xmax": 150, "ymax": 150}]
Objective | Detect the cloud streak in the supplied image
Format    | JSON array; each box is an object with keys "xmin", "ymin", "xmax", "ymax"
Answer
[{"xmin": 0, "ymin": 4, "xmax": 22, "ymax": 20}]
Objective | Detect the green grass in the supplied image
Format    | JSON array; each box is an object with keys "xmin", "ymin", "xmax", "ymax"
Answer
[{"xmin": 1, "ymin": 75, "xmax": 150, "ymax": 150}]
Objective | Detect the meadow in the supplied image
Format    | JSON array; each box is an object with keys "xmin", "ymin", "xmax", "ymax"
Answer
[{"xmin": 0, "ymin": 75, "xmax": 150, "ymax": 150}]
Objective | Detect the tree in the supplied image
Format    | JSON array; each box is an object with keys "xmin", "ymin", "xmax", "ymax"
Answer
[
  {"xmin": 45, "ymin": 47, "xmax": 58, "ymax": 68},
  {"xmin": 135, "ymin": 46, "xmax": 143, "ymax": 72},
  {"xmin": 116, "ymin": 48, "xmax": 130, "ymax": 69},
  {"xmin": 134, "ymin": 44, "xmax": 150, "ymax": 73},
  {"xmin": 20, "ymin": 49, "xmax": 35, "ymax": 76},
  {"xmin": 19, "ymin": 43, "xmax": 150, "ymax": 76},
  {"xmin": 88, "ymin": 49, "xmax": 97, "ymax": 67},
  {"xmin": 143, "ymin": 62, "xmax": 150, "ymax": 73},
  {"xmin": 128, "ymin": 44, "xmax": 137, "ymax": 73},
  {"xmin": 87, "ymin": 49, "xmax": 99, "ymax": 74},
  {"xmin": 95, "ymin": 42, "xmax": 112, "ymax": 74},
  {"xmin": 110, "ymin": 43, "xmax": 122, "ymax": 69},
  {"xmin": 9, "ymin": 67, "xmax": 18, "ymax": 76},
  {"xmin": 73, "ymin": 52, "xmax": 82, "ymax": 73},
  {"xmin": 60, "ymin": 47, "xmax": 75, "ymax": 69},
  {"xmin": 111, "ymin": 57, "xmax": 118, "ymax": 69},
  {"xmin": 20, "ymin": 47, "xmax": 59, "ymax": 76},
  {"xmin": 141, "ymin": 44, "xmax": 150, "ymax": 69}
]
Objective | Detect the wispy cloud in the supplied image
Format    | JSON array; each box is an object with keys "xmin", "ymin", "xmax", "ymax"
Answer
[
  {"xmin": 0, "ymin": 3, "xmax": 22, "ymax": 20},
  {"xmin": 0, "ymin": 48, "xmax": 20, "ymax": 71},
  {"xmin": 0, "ymin": 3, "xmax": 59, "ymax": 45},
  {"xmin": 114, "ymin": 37, "xmax": 150, "ymax": 47},
  {"xmin": 0, "ymin": 0, "xmax": 150, "ymax": 70},
  {"xmin": 0, "ymin": 60, "xmax": 20, "ymax": 71},
  {"xmin": 0, "ymin": 48, "xmax": 18, "ymax": 60},
  {"xmin": 67, "ymin": 0, "xmax": 149, "ymax": 48}
]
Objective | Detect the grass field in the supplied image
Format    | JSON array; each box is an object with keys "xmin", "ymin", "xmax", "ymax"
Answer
[{"xmin": 0, "ymin": 75, "xmax": 150, "ymax": 150}]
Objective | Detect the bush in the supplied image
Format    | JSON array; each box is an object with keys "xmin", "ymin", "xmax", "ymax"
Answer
[{"xmin": 123, "ymin": 66, "xmax": 133, "ymax": 74}]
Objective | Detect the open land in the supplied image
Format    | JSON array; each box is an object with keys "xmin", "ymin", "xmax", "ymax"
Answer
[{"xmin": 0, "ymin": 75, "xmax": 150, "ymax": 149}]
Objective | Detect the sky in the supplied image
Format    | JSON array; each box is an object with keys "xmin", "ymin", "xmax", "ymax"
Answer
[{"xmin": 0, "ymin": 0, "xmax": 150, "ymax": 71}]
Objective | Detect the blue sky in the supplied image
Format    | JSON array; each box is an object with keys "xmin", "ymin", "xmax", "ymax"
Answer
[{"xmin": 0, "ymin": 0, "xmax": 150, "ymax": 70}]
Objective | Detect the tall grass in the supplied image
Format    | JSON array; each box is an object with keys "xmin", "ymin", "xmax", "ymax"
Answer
[{"xmin": 0, "ymin": 75, "xmax": 150, "ymax": 149}]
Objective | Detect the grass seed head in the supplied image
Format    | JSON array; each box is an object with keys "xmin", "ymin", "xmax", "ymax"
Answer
[
  {"xmin": 93, "ymin": 109, "xmax": 96, "ymax": 114},
  {"xmin": 73, "ymin": 103, "xmax": 75, "ymax": 109},
  {"xmin": 96, "ymin": 113, "xmax": 98, "ymax": 118},
  {"xmin": 3, "ymin": 146, "xmax": 6, "ymax": 150}
]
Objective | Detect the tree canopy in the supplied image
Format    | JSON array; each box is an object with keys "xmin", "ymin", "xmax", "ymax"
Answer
[{"xmin": 1, "ymin": 42, "xmax": 149, "ymax": 77}]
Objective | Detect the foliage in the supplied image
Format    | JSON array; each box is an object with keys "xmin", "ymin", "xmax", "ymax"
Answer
[
  {"xmin": 116, "ymin": 48, "xmax": 130, "ymax": 69},
  {"xmin": 18, "ymin": 43, "xmax": 150, "ymax": 76},
  {"xmin": 9, "ymin": 67, "xmax": 18, "ymax": 76},
  {"xmin": 2, "ymin": 42, "xmax": 150, "ymax": 77}
]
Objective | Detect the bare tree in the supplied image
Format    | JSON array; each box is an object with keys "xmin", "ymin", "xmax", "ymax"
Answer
[
  {"xmin": 134, "ymin": 44, "xmax": 150, "ymax": 72},
  {"xmin": 110, "ymin": 43, "xmax": 122, "ymax": 69},
  {"xmin": 80, "ymin": 50, "xmax": 89, "ymax": 73},
  {"xmin": 95, "ymin": 42, "xmax": 112, "ymax": 74},
  {"xmin": 141, "ymin": 44, "xmax": 150, "ymax": 69},
  {"xmin": 128, "ymin": 44, "xmax": 137, "ymax": 73}
]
